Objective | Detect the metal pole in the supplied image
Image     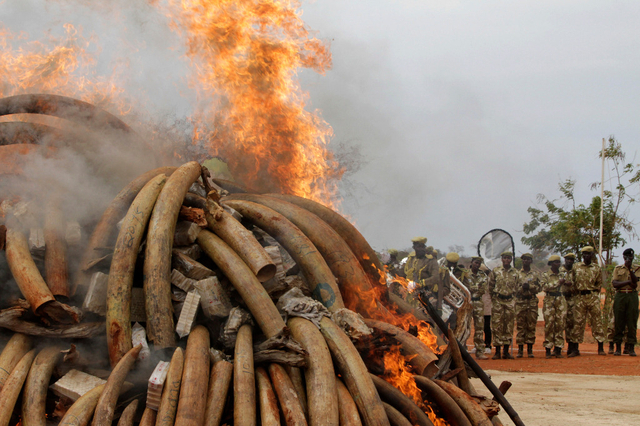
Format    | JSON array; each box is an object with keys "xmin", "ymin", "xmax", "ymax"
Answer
[{"xmin": 418, "ymin": 293, "xmax": 526, "ymax": 426}]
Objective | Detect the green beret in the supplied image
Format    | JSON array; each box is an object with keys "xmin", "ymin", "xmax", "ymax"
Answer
[
  {"xmin": 388, "ymin": 249, "xmax": 398, "ymax": 256},
  {"xmin": 563, "ymin": 252, "xmax": 576, "ymax": 260},
  {"xmin": 521, "ymin": 253, "xmax": 533, "ymax": 260},
  {"xmin": 411, "ymin": 236, "xmax": 427, "ymax": 245},
  {"xmin": 581, "ymin": 246, "xmax": 595, "ymax": 253},
  {"xmin": 471, "ymin": 256, "xmax": 483, "ymax": 262},
  {"xmin": 501, "ymin": 251, "xmax": 513, "ymax": 258},
  {"xmin": 445, "ymin": 252, "xmax": 460, "ymax": 263},
  {"xmin": 547, "ymin": 255, "xmax": 561, "ymax": 265}
]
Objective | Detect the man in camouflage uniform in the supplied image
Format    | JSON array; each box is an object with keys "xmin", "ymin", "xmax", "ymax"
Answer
[
  {"xmin": 561, "ymin": 252, "xmax": 576, "ymax": 352},
  {"xmin": 542, "ymin": 255, "xmax": 567, "ymax": 358},
  {"xmin": 567, "ymin": 246, "xmax": 606, "ymax": 357},
  {"xmin": 611, "ymin": 248, "xmax": 638, "ymax": 356},
  {"xmin": 465, "ymin": 256, "xmax": 488, "ymax": 359},
  {"xmin": 488, "ymin": 251, "xmax": 520, "ymax": 359},
  {"xmin": 515, "ymin": 253, "xmax": 541, "ymax": 358}
]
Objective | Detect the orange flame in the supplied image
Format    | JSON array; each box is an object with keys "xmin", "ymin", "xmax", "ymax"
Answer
[{"xmin": 157, "ymin": 0, "xmax": 344, "ymax": 207}]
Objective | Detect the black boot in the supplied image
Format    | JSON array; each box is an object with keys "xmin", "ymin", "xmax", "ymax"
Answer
[
  {"xmin": 503, "ymin": 345, "xmax": 514, "ymax": 359},
  {"xmin": 516, "ymin": 344, "xmax": 524, "ymax": 358},
  {"xmin": 614, "ymin": 342, "xmax": 622, "ymax": 356},
  {"xmin": 609, "ymin": 342, "xmax": 615, "ymax": 354},
  {"xmin": 545, "ymin": 347, "xmax": 552, "ymax": 358},
  {"xmin": 554, "ymin": 347, "xmax": 563, "ymax": 358},
  {"xmin": 568, "ymin": 343, "xmax": 580, "ymax": 357},
  {"xmin": 492, "ymin": 346, "xmax": 501, "ymax": 360},
  {"xmin": 623, "ymin": 344, "xmax": 629, "ymax": 354},
  {"xmin": 527, "ymin": 343, "xmax": 534, "ymax": 358},
  {"xmin": 598, "ymin": 341, "xmax": 606, "ymax": 356},
  {"xmin": 628, "ymin": 344, "xmax": 637, "ymax": 357},
  {"xmin": 566, "ymin": 342, "xmax": 574, "ymax": 356}
]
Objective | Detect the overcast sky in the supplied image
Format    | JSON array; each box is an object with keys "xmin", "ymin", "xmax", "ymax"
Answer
[
  {"xmin": 299, "ymin": 0, "xmax": 640, "ymax": 258},
  {"xmin": 2, "ymin": 0, "xmax": 639, "ymax": 260}
]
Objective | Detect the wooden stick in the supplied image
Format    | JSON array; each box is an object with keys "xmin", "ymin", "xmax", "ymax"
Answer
[
  {"xmin": 117, "ymin": 399, "xmax": 139, "ymax": 426},
  {"xmin": 256, "ymin": 366, "xmax": 280, "ymax": 426},
  {"xmin": 156, "ymin": 347, "xmax": 184, "ymax": 426},
  {"xmin": 0, "ymin": 348, "xmax": 37, "ymax": 426},
  {"xmin": 205, "ymin": 198, "xmax": 276, "ymax": 282},
  {"xmin": 197, "ymin": 230, "xmax": 286, "ymax": 338},
  {"xmin": 0, "ymin": 333, "xmax": 31, "ymax": 391},
  {"xmin": 383, "ymin": 402, "xmax": 413, "ymax": 426},
  {"xmin": 448, "ymin": 329, "xmax": 471, "ymax": 394},
  {"xmin": 21, "ymin": 346, "xmax": 62, "ymax": 426},
  {"xmin": 76, "ymin": 166, "xmax": 176, "ymax": 296},
  {"xmin": 369, "ymin": 374, "xmax": 433, "ymax": 426},
  {"xmin": 493, "ymin": 382, "xmax": 512, "ymax": 401},
  {"xmin": 58, "ymin": 384, "xmax": 105, "ymax": 426},
  {"xmin": 434, "ymin": 380, "xmax": 492, "ymax": 426},
  {"xmin": 413, "ymin": 375, "xmax": 471, "ymax": 426},
  {"xmin": 268, "ymin": 363, "xmax": 307, "ymax": 426},
  {"xmin": 288, "ymin": 317, "xmax": 338, "ymax": 426},
  {"xmin": 204, "ymin": 359, "xmax": 234, "ymax": 426},
  {"xmin": 175, "ymin": 325, "xmax": 210, "ymax": 426},
  {"xmin": 144, "ymin": 161, "xmax": 201, "ymax": 347},
  {"xmin": 106, "ymin": 173, "xmax": 167, "ymax": 366},
  {"xmin": 44, "ymin": 197, "xmax": 70, "ymax": 297},
  {"xmin": 234, "ymin": 324, "xmax": 256, "ymax": 426},
  {"xmin": 222, "ymin": 199, "xmax": 345, "ymax": 311},
  {"xmin": 336, "ymin": 377, "xmax": 362, "ymax": 426},
  {"xmin": 318, "ymin": 317, "xmax": 389, "ymax": 426},
  {"xmin": 92, "ymin": 344, "xmax": 142, "ymax": 426}
]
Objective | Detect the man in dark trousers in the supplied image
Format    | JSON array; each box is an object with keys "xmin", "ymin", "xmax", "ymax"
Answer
[{"xmin": 611, "ymin": 248, "xmax": 639, "ymax": 356}]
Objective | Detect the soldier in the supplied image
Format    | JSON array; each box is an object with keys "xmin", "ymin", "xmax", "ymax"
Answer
[
  {"xmin": 567, "ymin": 246, "xmax": 606, "ymax": 357},
  {"xmin": 561, "ymin": 252, "xmax": 576, "ymax": 352},
  {"xmin": 385, "ymin": 249, "xmax": 405, "ymax": 278},
  {"xmin": 445, "ymin": 252, "xmax": 467, "ymax": 281},
  {"xmin": 515, "ymin": 253, "xmax": 541, "ymax": 358},
  {"xmin": 481, "ymin": 264, "xmax": 493, "ymax": 354},
  {"xmin": 466, "ymin": 256, "xmax": 488, "ymax": 359},
  {"xmin": 611, "ymin": 248, "xmax": 639, "ymax": 356},
  {"xmin": 541, "ymin": 255, "xmax": 567, "ymax": 358},
  {"xmin": 488, "ymin": 251, "xmax": 520, "ymax": 360}
]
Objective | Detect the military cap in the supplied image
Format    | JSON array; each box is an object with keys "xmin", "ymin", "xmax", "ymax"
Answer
[
  {"xmin": 388, "ymin": 249, "xmax": 399, "ymax": 256},
  {"xmin": 471, "ymin": 256, "xmax": 483, "ymax": 262},
  {"xmin": 547, "ymin": 255, "xmax": 561, "ymax": 265},
  {"xmin": 521, "ymin": 253, "xmax": 533, "ymax": 260},
  {"xmin": 563, "ymin": 252, "xmax": 576, "ymax": 260},
  {"xmin": 623, "ymin": 248, "xmax": 635, "ymax": 257},
  {"xmin": 581, "ymin": 246, "xmax": 595, "ymax": 253},
  {"xmin": 445, "ymin": 252, "xmax": 460, "ymax": 263},
  {"xmin": 411, "ymin": 237, "xmax": 427, "ymax": 245},
  {"xmin": 500, "ymin": 251, "xmax": 513, "ymax": 258}
]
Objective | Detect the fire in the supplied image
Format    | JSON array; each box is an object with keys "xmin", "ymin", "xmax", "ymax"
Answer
[{"xmin": 157, "ymin": 0, "xmax": 344, "ymax": 207}]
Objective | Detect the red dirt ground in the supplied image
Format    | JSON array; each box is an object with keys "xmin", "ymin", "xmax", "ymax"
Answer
[{"xmin": 465, "ymin": 320, "xmax": 640, "ymax": 376}]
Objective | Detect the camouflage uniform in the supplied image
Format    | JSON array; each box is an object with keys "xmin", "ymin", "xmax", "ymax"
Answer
[
  {"xmin": 612, "ymin": 263, "xmax": 639, "ymax": 345},
  {"xmin": 560, "ymin": 265, "xmax": 576, "ymax": 343},
  {"xmin": 488, "ymin": 266, "xmax": 520, "ymax": 346},
  {"xmin": 569, "ymin": 262, "xmax": 605, "ymax": 344},
  {"xmin": 515, "ymin": 269, "xmax": 541, "ymax": 345},
  {"xmin": 466, "ymin": 269, "xmax": 488, "ymax": 354},
  {"xmin": 541, "ymin": 269, "xmax": 567, "ymax": 348}
]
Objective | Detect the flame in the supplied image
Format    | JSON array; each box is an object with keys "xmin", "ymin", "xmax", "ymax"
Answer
[
  {"xmin": 157, "ymin": 0, "xmax": 344, "ymax": 207},
  {"xmin": 0, "ymin": 23, "xmax": 130, "ymax": 116}
]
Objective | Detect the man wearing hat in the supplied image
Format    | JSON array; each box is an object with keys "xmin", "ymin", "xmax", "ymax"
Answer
[
  {"xmin": 567, "ymin": 246, "xmax": 606, "ymax": 357},
  {"xmin": 445, "ymin": 252, "xmax": 467, "ymax": 282},
  {"xmin": 488, "ymin": 251, "xmax": 520, "ymax": 359},
  {"xmin": 465, "ymin": 256, "xmax": 489, "ymax": 359},
  {"xmin": 611, "ymin": 248, "xmax": 639, "ymax": 356},
  {"xmin": 541, "ymin": 255, "xmax": 567, "ymax": 358},
  {"xmin": 385, "ymin": 249, "xmax": 405, "ymax": 278},
  {"xmin": 404, "ymin": 237, "xmax": 439, "ymax": 290},
  {"xmin": 560, "ymin": 253, "xmax": 577, "ymax": 351},
  {"xmin": 515, "ymin": 253, "xmax": 541, "ymax": 358}
]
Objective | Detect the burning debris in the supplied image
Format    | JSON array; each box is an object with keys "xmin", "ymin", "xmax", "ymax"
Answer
[{"xmin": 0, "ymin": 92, "xmax": 524, "ymax": 425}]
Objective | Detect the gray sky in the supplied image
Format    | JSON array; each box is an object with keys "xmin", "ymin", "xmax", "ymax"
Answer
[
  {"xmin": 2, "ymin": 0, "xmax": 639, "ymax": 260},
  {"xmin": 299, "ymin": 0, "xmax": 640, "ymax": 258}
]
